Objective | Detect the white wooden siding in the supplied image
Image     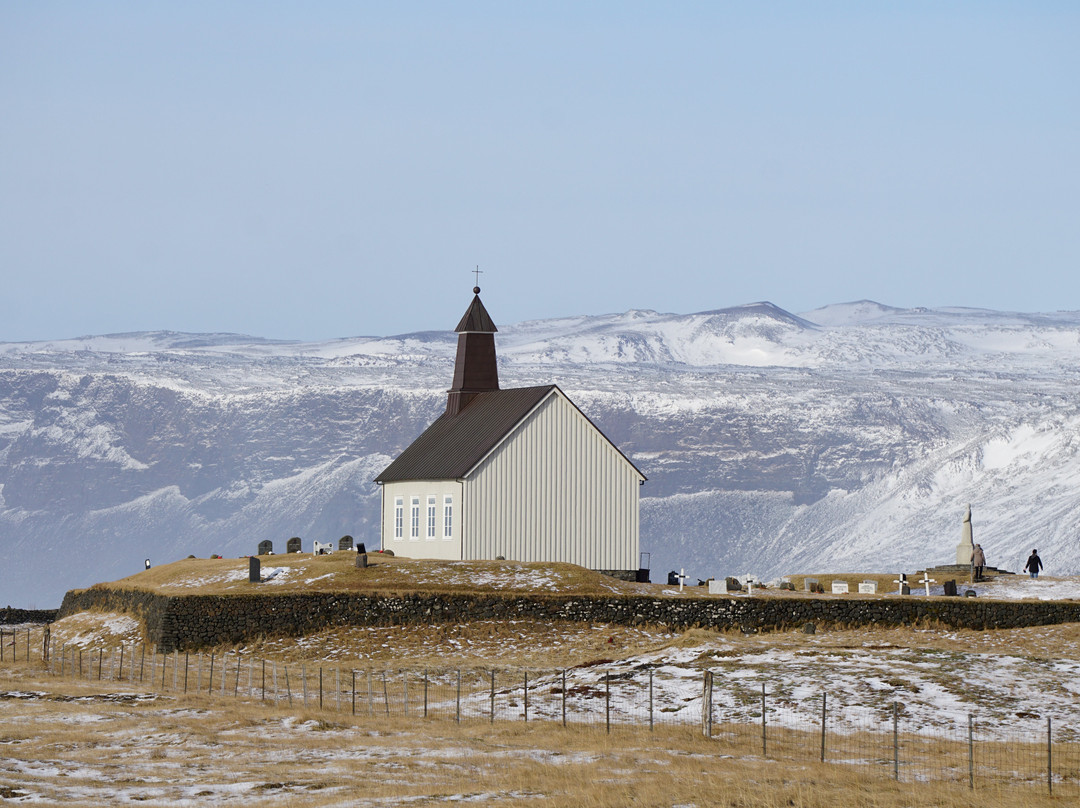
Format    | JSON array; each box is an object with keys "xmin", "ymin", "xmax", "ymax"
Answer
[
  {"xmin": 462, "ymin": 390, "xmax": 641, "ymax": 570},
  {"xmin": 380, "ymin": 480, "xmax": 463, "ymax": 560}
]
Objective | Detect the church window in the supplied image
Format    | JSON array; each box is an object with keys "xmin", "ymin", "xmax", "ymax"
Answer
[
  {"xmin": 443, "ymin": 495, "xmax": 453, "ymax": 539},
  {"xmin": 426, "ymin": 496, "xmax": 437, "ymax": 539},
  {"xmin": 410, "ymin": 496, "xmax": 420, "ymax": 539},
  {"xmin": 394, "ymin": 497, "xmax": 403, "ymax": 539}
]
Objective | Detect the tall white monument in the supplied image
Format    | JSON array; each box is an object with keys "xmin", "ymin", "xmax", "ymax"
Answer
[{"xmin": 956, "ymin": 504, "xmax": 975, "ymax": 565}]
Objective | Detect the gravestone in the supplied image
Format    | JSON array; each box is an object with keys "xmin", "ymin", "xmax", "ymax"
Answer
[
  {"xmin": 355, "ymin": 553, "xmax": 368, "ymax": 568},
  {"xmin": 707, "ymin": 580, "xmax": 725, "ymax": 594},
  {"xmin": 858, "ymin": 581, "xmax": 878, "ymax": 594},
  {"xmin": 338, "ymin": 535, "xmax": 354, "ymax": 551},
  {"xmin": 248, "ymin": 556, "xmax": 261, "ymax": 583},
  {"xmin": 286, "ymin": 537, "xmax": 302, "ymax": 554},
  {"xmin": 356, "ymin": 542, "xmax": 366, "ymax": 554},
  {"xmin": 667, "ymin": 571, "xmax": 679, "ymax": 586},
  {"xmin": 831, "ymin": 580, "xmax": 849, "ymax": 594},
  {"xmin": 725, "ymin": 576, "xmax": 742, "ymax": 592},
  {"xmin": 804, "ymin": 578, "xmax": 819, "ymax": 592},
  {"xmin": 779, "ymin": 581, "xmax": 796, "ymax": 591},
  {"xmin": 313, "ymin": 540, "xmax": 334, "ymax": 555},
  {"xmin": 943, "ymin": 579, "xmax": 958, "ymax": 596},
  {"xmin": 965, "ymin": 590, "xmax": 977, "ymax": 598},
  {"xmin": 257, "ymin": 540, "xmax": 273, "ymax": 556},
  {"xmin": 901, "ymin": 583, "xmax": 911, "ymax": 595}
]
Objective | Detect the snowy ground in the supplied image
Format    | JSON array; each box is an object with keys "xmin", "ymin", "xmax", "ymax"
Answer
[
  {"xmin": 969, "ymin": 575, "xmax": 1080, "ymax": 601},
  {"xmin": 5, "ymin": 611, "xmax": 1080, "ymax": 805}
]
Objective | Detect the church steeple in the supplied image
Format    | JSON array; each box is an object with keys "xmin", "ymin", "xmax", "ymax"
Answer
[{"xmin": 446, "ymin": 286, "xmax": 499, "ymax": 415}]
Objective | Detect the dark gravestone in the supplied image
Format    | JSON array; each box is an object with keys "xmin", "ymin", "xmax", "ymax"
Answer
[
  {"xmin": 286, "ymin": 537, "xmax": 302, "ymax": 554},
  {"xmin": 779, "ymin": 581, "xmax": 796, "ymax": 591},
  {"xmin": 635, "ymin": 568, "xmax": 650, "ymax": 583},
  {"xmin": 355, "ymin": 553, "xmax": 368, "ymax": 569},
  {"xmin": 804, "ymin": 578, "xmax": 818, "ymax": 592},
  {"xmin": 901, "ymin": 583, "xmax": 911, "ymax": 595},
  {"xmin": 667, "ymin": 571, "xmax": 679, "ymax": 586},
  {"xmin": 257, "ymin": 540, "xmax": 273, "ymax": 556},
  {"xmin": 248, "ymin": 556, "xmax": 261, "ymax": 583},
  {"xmin": 725, "ymin": 577, "xmax": 742, "ymax": 592},
  {"xmin": 338, "ymin": 535, "xmax": 354, "ymax": 551},
  {"xmin": 356, "ymin": 542, "xmax": 366, "ymax": 554},
  {"xmin": 943, "ymin": 579, "xmax": 958, "ymax": 597}
]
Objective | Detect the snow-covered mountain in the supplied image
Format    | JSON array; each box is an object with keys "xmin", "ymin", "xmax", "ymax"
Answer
[{"xmin": 3, "ymin": 300, "xmax": 1080, "ymax": 608}]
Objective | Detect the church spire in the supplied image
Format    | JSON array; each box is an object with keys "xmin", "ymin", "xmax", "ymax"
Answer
[{"xmin": 446, "ymin": 285, "xmax": 499, "ymax": 415}]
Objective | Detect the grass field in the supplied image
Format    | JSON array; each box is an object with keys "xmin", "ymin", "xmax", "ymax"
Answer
[
  {"xmin": 7, "ymin": 558, "xmax": 1078, "ymax": 805},
  {"xmin": 0, "ymin": 661, "xmax": 1072, "ymax": 808}
]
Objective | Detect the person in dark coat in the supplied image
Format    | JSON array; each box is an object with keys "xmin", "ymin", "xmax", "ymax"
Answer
[
  {"xmin": 1024, "ymin": 549, "xmax": 1043, "ymax": 579},
  {"xmin": 972, "ymin": 544, "xmax": 986, "ymax": 581}
]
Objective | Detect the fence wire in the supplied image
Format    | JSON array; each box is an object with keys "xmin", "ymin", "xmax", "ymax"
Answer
[{"xmin": 3, "ymin": 626, "xmax": 1077, "ymax": 798}]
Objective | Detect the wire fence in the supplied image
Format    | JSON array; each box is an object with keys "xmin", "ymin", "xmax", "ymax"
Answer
[{"xmin": 4, "ymin": 625, "xmax": 1078, "ymax": 797}]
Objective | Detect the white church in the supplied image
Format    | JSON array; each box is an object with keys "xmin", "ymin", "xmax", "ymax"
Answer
[{"xmin": 375, "ymin": 286, "xmax": 646, "ymax": 579}]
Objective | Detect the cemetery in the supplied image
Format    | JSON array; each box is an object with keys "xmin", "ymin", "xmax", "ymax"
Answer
[{"xmin": 54, "ymin": 551, "xmax": 1080, "ymax": 654}]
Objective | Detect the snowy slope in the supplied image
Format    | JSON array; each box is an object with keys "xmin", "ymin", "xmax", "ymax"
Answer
[{"xmin": 3, "ymin": 300, "xmax": 1080, "ymax": 607}]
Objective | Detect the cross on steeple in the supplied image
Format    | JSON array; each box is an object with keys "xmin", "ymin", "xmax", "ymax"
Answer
[{"xmin": 473, "ymin": 266, "xmax": 483, "ymax": 291}]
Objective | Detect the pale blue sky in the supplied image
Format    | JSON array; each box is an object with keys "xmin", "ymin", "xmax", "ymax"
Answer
[{"xmin": 2, "ymin": 2, "xmax": 1077, "ymax": 341}]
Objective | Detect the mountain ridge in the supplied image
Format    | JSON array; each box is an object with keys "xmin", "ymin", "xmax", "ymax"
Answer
[{"xmin": 2, "ymin": 300, "xmax": 1079, "ymax": 607}]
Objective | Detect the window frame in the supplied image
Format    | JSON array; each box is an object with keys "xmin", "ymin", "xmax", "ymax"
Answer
[{"xmin": 443, "ymin": 495, "xmax": 453, "ymax": 539}]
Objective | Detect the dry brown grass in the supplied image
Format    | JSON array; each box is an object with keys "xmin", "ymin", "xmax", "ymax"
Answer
[
  {"xmin": 96, "ymin": 553, "xmax": 662, "ymax": 598},
  {"xmin": 0, "ymin": 662, "xmax": 1070, "ymax": 808}
]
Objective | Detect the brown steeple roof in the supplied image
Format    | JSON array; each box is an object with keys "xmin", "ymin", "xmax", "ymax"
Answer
[
  {"xmin": 455, "ymin": 293, "xmax": 497, "ymax": 333},
  {"xmin": 446, "ymin": 288, "xmax": 499, "ymax": 416}
]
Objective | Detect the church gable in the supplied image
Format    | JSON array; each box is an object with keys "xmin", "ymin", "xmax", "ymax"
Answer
[
  {"xmin": 465, "ymin": 387, "xmax": 645, "ymax": 484},
  {"xmin": 374, "ymin": 385, "xmax": 555, "ymax": 483},
  {"xmin": 462, "ymin": 389, "xmax": 643, "ymax": 569}
]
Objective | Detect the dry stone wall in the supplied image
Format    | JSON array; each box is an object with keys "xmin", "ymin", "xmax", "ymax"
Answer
[
  {"xmin": 58, "ymin": 586, "xmax": 1080, "ymax": 653},
  {"xmin": 0, "ymin": 607, "xmax": 57, "ymax": 625}
]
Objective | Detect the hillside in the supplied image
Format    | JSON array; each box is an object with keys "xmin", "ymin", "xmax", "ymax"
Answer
[{"xmin": 3, "ymin": 300, "xmax": 1080, "ymax": 607}]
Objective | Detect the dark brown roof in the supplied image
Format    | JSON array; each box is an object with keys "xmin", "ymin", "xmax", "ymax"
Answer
[
  {"xmin": 375, "ymin": 384, "xmax": 647, "ymax": 483},
  {"xmin": 455, "ymin": 295, "xmax": 497, "ymax": 333},
  {"xmin": 375, "ymin": 386, "xmax": 555, "ymax": 482}
]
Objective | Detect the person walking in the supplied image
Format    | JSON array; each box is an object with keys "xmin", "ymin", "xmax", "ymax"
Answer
[
  {"xmin": 972, "ymin": 544, "xmax": 986, "ymax": 581},
  {"xmin": 1024, "ymin": 549, "xmax": 1043, "ymax": 579}
]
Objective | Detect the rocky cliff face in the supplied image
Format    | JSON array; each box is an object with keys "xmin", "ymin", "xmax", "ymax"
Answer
[{"xmin": 4, "ymin": 302, "xmax": 1080, "ymax": 607}]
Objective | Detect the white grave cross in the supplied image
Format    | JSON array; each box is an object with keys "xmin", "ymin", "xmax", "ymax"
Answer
[
  {"xmin": 677, "ymin": 569, "xmax": 688, "ymax": 593},
  {"xmin": 893, "ymin": 574, "xmax": 907, "ymax": 595},
  {"xmin": 920, "ymin": 572, "xmax": 935, "ymax": 597}
]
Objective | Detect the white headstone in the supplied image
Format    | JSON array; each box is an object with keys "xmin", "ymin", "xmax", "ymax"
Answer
[
  {"xmin": 858, "ymin": 581, "xmax": 878, "ymax": 594},
  {"xmin": 708, "ymin": 580, "xmax": 726, "ymax": 595},
  {"xmin": 831, "ymin": 580, "xmax": 849, "ymax": 594}
]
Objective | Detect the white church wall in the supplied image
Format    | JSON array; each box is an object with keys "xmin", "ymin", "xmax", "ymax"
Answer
[
  {"xmin": 462, "ymin": 390, "xmax": 641, "ymax": 571},
  {"xmin": 380, "ymin": 479, "xmax": 463, "ymax": 560}
]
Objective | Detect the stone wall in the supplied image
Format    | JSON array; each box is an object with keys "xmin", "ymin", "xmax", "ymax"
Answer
[
  {"xmin": 0, "ymin": 607, "xmax": 58, "ymax": 625},
  {"xmin": 57, "ymin": 585, "xmax": 1080, "ymax": 653}
]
